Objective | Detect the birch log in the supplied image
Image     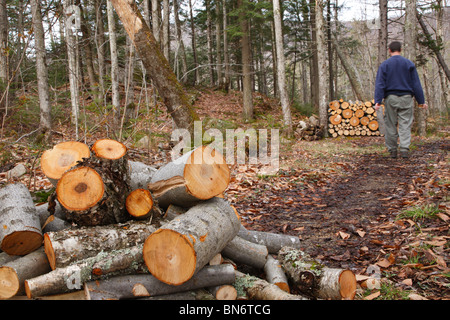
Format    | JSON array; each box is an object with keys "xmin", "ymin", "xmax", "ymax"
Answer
[
  {"xmin": 84, "ymin": 264, "xmax": 236, "ymax": 300},
  {"xmin": 143, "ymin": 197, "xmax": 241, "ymax": 285},
  {"xmin": 0, "ymin": 247, "xmax": 51, "ymax": 299},
  {"xmin": 221, "ymin": 236, "xmax": 268, "ymax": 269},
  {"xmin": 25, "ymin": 244, "xmax": 147, "ymax": 298},
  {"xmin": 148, "ymin": 145, "xmax": 230, "ymax": 208},
  {"xmin": 278, "ymin": 246, "xmax": 357, "ymax": 300},
  {"xmin": 0, "ymin": 184, "xmax": 43, "ymax": 256},
  {"xmin": 264, "ymin": 254, "xmax": 289, "ymax": 292},
  {"xmin": 238, "ymin": 225, "xmax": 301, "ymax": 253},
  {"xmin": 44, "ymin": 220, "xmax": 156, "ymax": 269}
]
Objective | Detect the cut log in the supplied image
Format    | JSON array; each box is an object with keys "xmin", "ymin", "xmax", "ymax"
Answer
[
  {"xmin": 368, "ymin": 120, "xmax": 379, "ymax": 131},
  {"xmin": 35, "ymin": 202, "xmax": 71, "ymax": 233},
  {"xmin": 84, "ymin": 264, "xmax": 236, "ymax": 300},
  {"xmin": 56, "ymin": 140, "xmax": 131, "ymax": 226},
  {"xmin": 264, "ymin": 255, "xmax": 289, "ymax": 293},
  {"xmin": 278, "ymin": 246, "xmax": 357, "ymax": 300},
  {"xmin": 221, "ymin": 236, "xmax": 268, "ymax": 269},
  {"xmin": 207, "ymin": 284, "xmax": 237, "ymax": 300},
  {"xmin": 25, "ymin": 244, "xmax": 148, "ymax": 298},
  {"xmin": 143, "ymin": 197, "xmax": 241, "ymax": 285},
  {"xmin": 128, "ymin": 160, "xmax": 156, "ymax": 190},
  {"xmin": 0, "ymin": 184, "xmax": 43, "ymax": 256},
  {"xmin": 234, "ymin": 271, "xmax": 307, "ymax": 300},
  {"xmin": 148, "ymin": 145, "xmax": 230, "ymax": 208},
  {"xmin": 329, "ymin": 114, "xmax": 342, "ymax": 125},
  {"xmin": 341, "ymin": 101, "xmax": 349, "ymax": 109},
  {"xmin": 355, "ymin": 109, "xmax": 365, "ymax": 118},
  {"xmin": 0, "ymin": 247, "xmax": 51, "ymax": 299},
  {"xmin": 342, "ymin": 109, "xmax": 353, "ymax": 119},
  {"xmin": 360, "ymin": 116, "xmax": 370, "ymax": 126},
  {"xmin": 349, "ymin": 116, "xmax": 360, "ymax": 127},
  {"xmin": 91, "ymin": 138, "xmax": 127, "ymax": 160},
  {"xmin": 0, "ymin": 252, "xmax": 19, "ymax": 266},
  {"xmin": 329, "ymin": 100, "xmax": 340, "ymax": 110},
  {"xmin": 40, "ymin": 141, "xmax": 91, "ymax": 185},
  {"xmin": 237, "ymin": 225, "xmax": 301, "ymax": 254},
  {"xmin": 44, "ymin": 220, "xmax": 156, "ymax": 269},
  {"xmin": 125, "ymin": 189, "xmax": 155, "ymax": 220}
]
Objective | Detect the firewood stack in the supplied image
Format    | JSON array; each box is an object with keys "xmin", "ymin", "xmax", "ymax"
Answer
[
  {"xmin": 295, "ymin": 115, "xmax": 324, "ymax": 141},
  {"xmin": 0, "ymin": 139, "xmax": 357, "ymax": 301},
  {"xmin": 328, "ymin": 99, "xmax": 382, "ymax": 137}
]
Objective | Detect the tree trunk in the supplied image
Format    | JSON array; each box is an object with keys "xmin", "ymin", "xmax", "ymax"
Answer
[
  {"xmin": 173, "ymin": 0, "xmax": 188, "ymax": 84},
  {"xmin": 110, "ymin": 0, "xmax": 198, "ymax": 132},
  {"xmin": 0, "ymin": 247, "xmax": 50, "ymax": 299},
  {"xmin": 0, "ymin": 0, "xmax": 8, "ymax": 113},
  {"xmin": 84, "ymin": 264, "xmax": 236, "ymax": 300},
  {"xmin": 238, "ymin": 0, "xmax": 253, "ymax": 121},
  {"xmin": 272, "ymin": 0, "xmax": 293, "ymax": 136},
  {"xmin": 377, "ymin": 0, "xmax": 388, "ymax": 67},
  {"xmin": 107, "ymin": 0, "xmax": 120, "ymax": 125},
  {"xmin": 315, "ymin": 0, "xmax": 329, "ymax": 135},
  {"xmin": 215, "ymin": 0, "xmax": 223, "ymax": 87},
  {"xmin": 147, "ymin": 145, "xmax": 230, "ymax": 208},
  {"xmin": 222, "ymin": 0, "xmax": 230, "ymax": 91},
  {"xmin": 143, "ymin": 197, "xmax": 241, "ymax": 285},
  {"xmin": 234, "ymin": 271, "xmax": 308, "ymax": 300},
  {"xmin": 44, "ymin": 220, "xmax": 156, "ymax": 270},
  {"xmin": 95, "ymin": 0, "xmax": 106, "ymax": 102},
  {"xmin": 151, "ymin": 0, "xmax": 161, "ymax": 45},
  {"xmin": 25, "ymin": 244, "xmax": 148, "ymax": 299},
  {"xmin": 162, "ymin": 0, "xmax": 170, "ymax": 61},
  {"xmin": 188, "ymin": 0, "xmax": 199, "ymax": 85},
  {"xmin": 0, "ymin": 184, "xmax": 43, "ymax": 256},
  {"xmin": 278, "ymin": 246, "xmax": 357, "ymax": 300},
  {"xmin": 30, "ymin": 0, "xmax": 51, "ymax": 139},
  {"xmin": 40, "ymin": 141, "xmax": 91, "ymax": 185},
  {"xmin": 206, "ymin": 0, "xmax": 215, "ymax": 85}
]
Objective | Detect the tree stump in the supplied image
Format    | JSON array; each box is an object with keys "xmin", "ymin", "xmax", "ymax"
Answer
[
  {"xmin": 0, "ymin": 184, "xmax": 43, "ymax": 256},
  {"xmin": 55, "ymin": 139, "xmax": 131, "ymax": 226}
]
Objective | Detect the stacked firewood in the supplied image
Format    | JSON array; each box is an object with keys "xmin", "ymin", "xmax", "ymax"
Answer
[
  {"xmin": 295, "ymin": 115, "xmax": 324, "ymax": 141},
  {"xmin": 0, "ymin": 139, "xmax": 357, "ymax": 300},
  {"xmin": 328, "ymin": 99, "xmax": 382, "ymax": 137}
]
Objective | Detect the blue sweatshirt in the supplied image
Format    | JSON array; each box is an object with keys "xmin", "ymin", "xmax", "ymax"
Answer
[{"xmin": 374, "ymin": 55, "xmax": 425, "ymax": 105}]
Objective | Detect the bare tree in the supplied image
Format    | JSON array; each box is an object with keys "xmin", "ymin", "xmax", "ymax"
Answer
[
  {"xmin": 107, "ymin": 0, "xmax": 120, "ymax": 125},
  {"xmin": 30, "ymin": 0, "xmax": 51, "ymax": 139},
  {"xmin": 238, "ymin": 0, "xmax": 253, "ymax": 121},
  {"xmin": 0, "ymin": 0, "xmax": 8, "ymax": 112},
  {"xmin": 272, "ymin": 0, "xmax": 292, "ymax": 135}
]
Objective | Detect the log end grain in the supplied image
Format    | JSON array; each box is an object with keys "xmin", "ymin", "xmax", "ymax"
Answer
[
  {"xmin": 184, "ymin": 146, "xmax": 230, "ymax": 200},
  {"xmin": 143, "ymin": 229, "xmax": 197, "ymax": 286},
  {"xmin": 215, "ymin": 285, "xmax": 237, "ymax": 300},
  {"xmin": 56, "ymin": 166, "xmax": 105, "ymax": 212},
  {"xmin": 1, "ymin": 231, "xmax": 43, "ymax": 256},
  {"xmin": 126, "ymin": 189, "xmax": 154, "ymax": 219},
  {"xmin": 0, "ymin": 266, "xmax": 20, "ymax": 299},
  {"xmin": 91, "ymin": 139, "xmax": 127, "ymax": 160},
  {"xmin": 40, "ymin": 141, "xmax": 91, "ymax": 180},
  {"xmin": 339, "ymin": 269, "xmax": 357, "ymax": 300},
  {"xmin": 43, "ymin": 233, "xmax": 56, "ymax": 270}
]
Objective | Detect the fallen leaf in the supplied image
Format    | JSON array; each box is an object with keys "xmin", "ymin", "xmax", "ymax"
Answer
[
  {"xmin": 402, "ymin": 279, "xmax": 413, "ymax": 286},
  {"xmin": 338, "ymin": 231, "xmax": 350, "ymax": 240},
  {"xmin": 376, "ymin": 258, "xmax": 392, "ymax": 268},
  {"xmin": 356, "ymin": 229, "xmax": 366, "ymax": 237},
  {"xmin": 408, "ymin": 293, "xmax": 428, "ymax": 300},
  {"xmin": 365, "ymin": 291, "xmax": 381, "ymax": 300}
]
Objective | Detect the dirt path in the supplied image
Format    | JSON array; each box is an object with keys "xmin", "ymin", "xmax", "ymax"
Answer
[{"xmin": 231, "ymin": 138, "xmax": 449, "ymax": 299}]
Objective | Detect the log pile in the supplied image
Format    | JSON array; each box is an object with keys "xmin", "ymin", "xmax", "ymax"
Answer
[
  {"xmin": 328, "ymin": 99, "xmax": 382, "ymax": 137},
  {"xmin": 295, "ymin": 115, "xmax": 324, "ymax": 141},
  {"xmin": 0, "ymin": 139, "xmax": 357, "ymax": 300}
]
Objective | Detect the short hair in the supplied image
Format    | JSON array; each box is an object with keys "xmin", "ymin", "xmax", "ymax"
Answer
[{"xmin": 389, "ymin": 41, "xmax": 402, "ymax": 52}]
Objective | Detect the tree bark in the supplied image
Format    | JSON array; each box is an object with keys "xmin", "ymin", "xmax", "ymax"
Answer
[
  {"xmin": 272, "ymin": 0, "xmax": 293, "ymax": 135},
  {"xmin": 30, "ymin": 0, "xmax": 51, "ymax": 138},
  {"xmin": 264, "ymin": 254, "xmax": 289, "ymax": 292},
  {"xmin": 173, "ymin": 0, "xmax": 188, "ymax": 84},
  {"xmin": 0, "ymin": 184, "xmax": 43, "ymax": 256},
  {"xmin": 0, "ymin": 247, "xmax": 50, "ymax": 299},
  {"xmin": 206, "ymin": 0, "xmax": 215, "ymax": 85},
  {"xmin": 147, "ymin": 145, "xmax": 230, "ymax": 208},
  {"xmin": 44, "ymin": 220, "xmax": 156, "ymax": 270},
  {"xmin": 188, "ymin": 0, "xmax": 199, "ymax": 85},
  {"xmin": 107, "ymin": 0, "xmax": 120, "ymax": 125},
  {"xmin": 237, "ymin": 225, "xmax": 301, "ymax": 254},
  {"xmin": 143, "ymin": 197, "xmax": 241, "ymax": 285},
  {"xmin": 377, "ymin": 0, "xmax": 388, "ymax": 67},
  {"xmin": 128, "ymin": 160, "xmax": 156, "ymax": 190},
  {"xmin": 162, "ymin": 0, "xmax": 170, "ymax": 61},
  {"xmin": 110, "ymin": 0, "xmax": 198, "ymax": 132},
  {"xmin": 278, "ymin": 246, "xmax": 357, "ymax": 300},
  {"xmin": 215, "ymin": 0, "xmax": 223, "ymax": 86},
  {"xmin": 222, "ymin": 0, "xmax": 230, "ymax": 91}
]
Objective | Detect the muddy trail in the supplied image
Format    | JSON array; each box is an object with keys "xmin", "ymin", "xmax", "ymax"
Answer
[{"xmin": 231, "ymin": 138, "xmax": 449, "ymax": 299}]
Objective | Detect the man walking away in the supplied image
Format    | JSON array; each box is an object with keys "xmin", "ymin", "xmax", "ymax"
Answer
[{"xmin": 374, "ymin": 41, "xmax": 428, "ymax": 159}]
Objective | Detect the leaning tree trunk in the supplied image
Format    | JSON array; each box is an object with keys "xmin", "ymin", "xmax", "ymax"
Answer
[
  {"xmin": 148, "ymin": 145, "xmax": 230, "ymax": 208},
  {"xmin": 55, "ymin": 139, "xmax": 131, "ymax": 226},
  {"xmin": 0, "ymin": 184, "xmax": 43, "ymax": 256},
  {"xmin": 278, "ymin": 246, "xmax": 357, "ymax": 300},
  {"xmin": 109, "ymin": 0, "xmax": 198, "ymax": 132},
  {"xmin": 143, "ymin": 198, "xmax": 241, "ymax": 286}
]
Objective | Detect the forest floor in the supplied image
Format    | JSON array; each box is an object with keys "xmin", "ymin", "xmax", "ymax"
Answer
[{"xmin": 0, "ymin": 87, "xmax": 449, "ymax": 300}]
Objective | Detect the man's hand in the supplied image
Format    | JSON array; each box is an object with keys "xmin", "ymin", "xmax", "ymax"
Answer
[
  {"xmin": 374, "ymin": 103, "xmax": 382, "ymax": 111},
  {"xmin": 418, "ymin": 103, "xmax": 428, "ymax": 110}
]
